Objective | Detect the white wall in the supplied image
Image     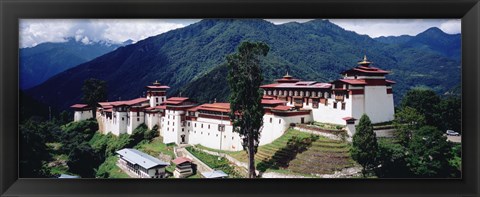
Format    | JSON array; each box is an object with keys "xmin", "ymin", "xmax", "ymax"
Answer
[
  {"xmin": 260, "ymin": 113, "xmax": 312, "ymax": 145},
  {"xmin": 304, "ymin": 96, "xmax": 352, "ymax": 125},
  {"xmin": 162, "ymin": 109, "xmax": 184, "ymax": 145},
  {"xmin": 73, "ymin": 110, "xmax": 93, "ymax": 122},
  {"xmin": 364, "ymin": 86, "xmax": 395, "ymax": 123},
  {"xmin": 186, "ymin": 118, "xmax": 243, "ymax": 151}
]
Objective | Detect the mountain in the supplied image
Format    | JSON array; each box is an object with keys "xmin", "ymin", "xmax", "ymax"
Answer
[
  {"xmin": 375, "ymin": 35, "xmax": 413, "ymax": 44},
  {"xmin": 26, "ymin": 19, "xmax": 461, "ymax": 112},
  {"xmin": 20, "ymin": 38, "xmax": 130, "ymax": 89},
  {"xmin": 375, "ymin": 27, "xmax": 461, "ymax": 59}
]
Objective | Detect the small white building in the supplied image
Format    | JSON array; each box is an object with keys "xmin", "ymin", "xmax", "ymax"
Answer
[
  {"xmin": 116, "ymin": 148, "xmax": 170, "ymax": 178},
  {"xmin": 171, "ymin": 157, "xmax": 194, "ymax": 178},
  {"xmin": 70, "ymin": 104, "xmax": 93, "ymax": 122}
]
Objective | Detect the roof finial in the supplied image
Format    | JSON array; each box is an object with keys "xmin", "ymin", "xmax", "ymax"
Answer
[
  {"xmin": 284, "ymin": 71, "xmax": 292, "ymax": 78},
  {"xmin": 358, "ymin": 54, "xmax": 372, "ymax": 66},
  {"xmin": 153, "ymin": 80, "xmax": 160, "ymax": 85}
]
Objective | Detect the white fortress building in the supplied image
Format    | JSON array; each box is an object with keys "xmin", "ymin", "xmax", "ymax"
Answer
[{"xmin": 72, "ymin": 56, "xmax": 394, "ymax": 151}]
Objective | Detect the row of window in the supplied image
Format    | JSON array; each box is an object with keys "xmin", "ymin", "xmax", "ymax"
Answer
[
  {"xmin": 266, "ymin": 90, "xmax": 334, "ymax": 98},
  {"xmin": 268, "ymin": 118, "xmax": 282, "ymax": 124}
]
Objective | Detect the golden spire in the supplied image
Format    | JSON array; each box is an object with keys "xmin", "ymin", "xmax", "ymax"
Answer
[
  {"xmin": 153, "ymin": 80, "xmax": 160, "ymax": 85},
  {"xmin": 284, "ymin": 71, "xmax": 292, "ymax": 78},
  {"xmin": 357, "ymin": 55, "xmax": 372, "ymax": 66}
]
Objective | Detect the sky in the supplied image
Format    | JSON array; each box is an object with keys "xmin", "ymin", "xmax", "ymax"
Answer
[{"xmin": 19, "ymin": 19, "xmax": 461, "ymax": 48}]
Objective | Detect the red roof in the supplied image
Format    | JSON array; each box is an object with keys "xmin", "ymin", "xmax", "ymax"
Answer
[
  {"xmin": 70, "ymin": 104, "xmax": 89, "ymax": 109},
  {"xmin": 168, "ymin": 97, "xmax": 190, "ymax": 101},
  {"xmin": 165, "ymin": 97, "xmax": 190, "ymax": 105},
  {"xmin": 386, "ymin": 80, "xmax": 396, "ymax": 84},
  {"xmin": 272, "ymin": 105, "xmax": 294, "ymax": 111},
  {"xmin": 146, "ymin": 85, "xmax": 170, "ymax": 89},
  {"xmin": 98, "ymin": 98, "xmax": 149, "ymax": 108},
  {"xmin": 342, "ymin": 117, "xmax": 357, "ymax": 121},
  {"xmin": 171, "ymin": 157, "xmax": 192, "ymax": 165},
  {"xmin": 198, "ymin": 103, "xmax": 231, "ymax": 113},
  {"xmin": 260, "ymin": 81, "xmax": 332, "ymax": 89},
  {"xmin": 261, "ymin": 99, "xmax": 287, "ymax": 105},
  {"xmin": 187, "ymin": 105, "xmax": 202, "ymax": 112},
  {"xmin": 338, "ymin": 79, "xmax": 367, "ymax": 85},
  {"xmin": 155, "ymin": 105, "xmax": 167, "ymax": 110},
  {"xmin": 104, "ymin": 108, "xmax": 113, "ymax": 112},
  {"xmin": 342, "ymin": 66, "xmax": 390, "ymax": 75}
]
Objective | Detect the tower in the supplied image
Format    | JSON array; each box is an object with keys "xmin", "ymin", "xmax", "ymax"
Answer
[{"xmin": 146, "ymin": 81, "xmax": 170, "ymax": 107}]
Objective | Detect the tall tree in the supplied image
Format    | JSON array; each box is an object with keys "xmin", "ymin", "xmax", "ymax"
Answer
[
  {"xmin": 351, "ymin": 114, "xmax": 378, "ymax": 177},
  {"xmin": 393, "ymin": 107, "xmax": 426, "ymax": 147},
  {"xmin": 406, "ymin": 126, "xmax": 453, "ymax": 177},
  {"xmin": 400, "ymin": 88, "xmax": 440, "ymax": 126},
  {"xmin": 82, "ymin": 78, "xmax": 107, "ymax": 118},
  {"xmin": 435, "ymin": 96, "xmax": 461, "ymax": 133},
  {"xmin": 227, "ymin": 41, "xmax": 269, "ymax": 178}
]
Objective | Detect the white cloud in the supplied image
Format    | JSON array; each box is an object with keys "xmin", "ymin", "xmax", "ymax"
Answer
[
  {"xmin": 19, "ymin": 19, "xmax": 190, "ymax": 48},
  {"xmin": 19, "ymin": 18, "xmax": 461, "ymax": 48},
  {"xmin": 439, "ymin": 19, "xmax": 461, "ymax": 34},
  {"xmin": 329, "ymin": 19, "xmax": 461, "ymax": 38}
]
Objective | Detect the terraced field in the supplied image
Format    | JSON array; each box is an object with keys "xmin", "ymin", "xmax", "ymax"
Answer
[{"xmin": 197, "ymin": 129, "xmax": 357, "ymax": 176}]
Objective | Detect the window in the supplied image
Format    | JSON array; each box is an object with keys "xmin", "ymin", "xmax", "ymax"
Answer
[
  {"xmin": 137, "ymin": 118, "xmax": 140, "ymax": 121},
  {"xmin": 167, "ymin": 128, "xmax": 169, "ymax": 131},
  {"xmin": 188, "ymin": 122, "xmax": 190, "ymax": 127},
  {"xmin": 173, "ymin": 122, "xmax": 174, "ymax": 126},
  {"xmin": 156, "ymin": 98, "xmax": 159, "ymax": 102},
  {"xmin": 182, "ymin": 128, "xmax": 184, "ymax": 132},
  {"xmin": 201, "ymin": 132, "xmax": 203, "ymax": 135},
  {"xmin": 195, "ymin": 123, "xmax": 197, "ymax": 127},
  {"xmin": 122, "ymin": 117, "xmax": 124, "ymax": 121},
  {"xmin": 201, "ymin": 124, "xmax": 203, "ymax": 128},
  {"xmin": 279, "ymin": 119, "xmax": 282, "ymax": 124},
  {"xmin": 333, "ymin": 102, "xmax": 337, "ymax": 109},
  {"xmin": 270, "ymin": 118, "xmax": 272, "ymax": 123},
  {"xmin": 208, "ymin": 125, "xmax": 210, "ymax": 129},
  {"xmin": 168, "ymin": 121, "xmax": 169, "ymax": 125},
  {"xmin": 232, "ymin": 137, "xmax": 234, "ymax": 140},
  {"xmin": 341, "ymin": 103, "xmax": 346, "ymax": 110},
  {"xmin": 137, "ymin": 111, "xmax": 140, "ymax": 116}
]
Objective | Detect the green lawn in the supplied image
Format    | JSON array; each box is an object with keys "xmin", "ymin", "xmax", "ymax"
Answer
[
  {"xmin": 46, "ymin": 142, "xmax": 70, "ymax": 176},
  {"xmin": 135, "ymin": 137, "xmax": 176, "ymax": 158},
  {"xmin": 96, "ymin": 156, "xmax": 130, "ymax": 178},
  {"xmin": 186, "ymin": 146, "xmax": 243, "ymax": 178}
]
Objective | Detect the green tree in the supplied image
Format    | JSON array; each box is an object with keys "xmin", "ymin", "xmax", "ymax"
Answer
[
  {"xmin": 67, "ymin": 142, "xmax": 102, "ymax": 178},
  {"xmin": 19, "ymin": 119, "xmax": 52, "ymax": 178},
  {"xmin": 436, "ymin": 96, "xmax": 461, "ymax": 133},
  {"xmin": 406, "ymin": 126, "xmax": 452, "ymax": 177},
  {"xmin": 393, "ymin": 107, "xmax": 426, "ymax": 147},
  {"xmin": 82, "ymin": 78, "xmax": 107, "ymax": 118},
  {"xmin": 400, "ymin": 89, "xmax": 440, "ymax": 126},
  {"xmin": 226, "ymin": 41, "xmax": 269, "ymax": 178},
  {"xmin": 375, "ymin": 139, "xmax": 409, "ymax": 178},
  {"xmin": 351, "ymin": 114, "xmax": 378, "ymax": 176},
  {"xmin": 58, "ymin": 110, "xmax": 72, "ymax": 125}
]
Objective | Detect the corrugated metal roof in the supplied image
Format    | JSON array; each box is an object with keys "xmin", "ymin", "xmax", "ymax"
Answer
[
  {"xmin": 116, "ymin": 148, "xmax": 169, "ymax": 169},
  {"xmin": 201, "ymin": 170, "xmax": 228, "ymax": 178}
]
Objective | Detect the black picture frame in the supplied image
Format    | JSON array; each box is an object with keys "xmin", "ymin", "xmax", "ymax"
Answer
[{"xmin": 1, "ymin": 0, "xmax": 479, "ymax": 196}]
